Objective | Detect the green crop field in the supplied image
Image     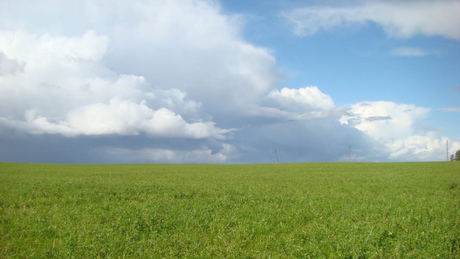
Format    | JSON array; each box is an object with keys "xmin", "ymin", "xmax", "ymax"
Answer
[{"xmin": 0, "ymin": 162, "xmax": 459, "ymax": 258}]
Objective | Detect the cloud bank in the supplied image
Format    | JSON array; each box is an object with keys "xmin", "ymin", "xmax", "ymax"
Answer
[{"xmin": 0, "ymin": 0, "xmax": 457, "ymax": 163}]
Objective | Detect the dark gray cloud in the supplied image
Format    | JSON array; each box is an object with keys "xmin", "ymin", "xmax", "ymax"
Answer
[
  {"xmin": 0, "ymin": 129, "xmax": 101, "ymax": 164},
  {"xmin": 228, "ymin": 119, "xmax": 388, "ymax": 163},
  {"xmin": 0, "ymin": 119, "xmax": 387, "ymax": 164}
]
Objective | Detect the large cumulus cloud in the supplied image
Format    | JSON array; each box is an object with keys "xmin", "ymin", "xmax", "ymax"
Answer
[{"xmin": 0, "ymin": 30, "xmax": 227, "ymax": 140}]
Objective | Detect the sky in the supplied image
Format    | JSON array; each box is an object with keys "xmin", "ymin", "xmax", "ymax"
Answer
[{"xmin": 0, "ymin": 0, "xmax": 459, "ymax": 164}]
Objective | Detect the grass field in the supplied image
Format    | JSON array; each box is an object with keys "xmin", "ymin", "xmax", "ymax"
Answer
[{"xmin": 0, "ymin": 162, "xmax": 459, "ymax": 258}]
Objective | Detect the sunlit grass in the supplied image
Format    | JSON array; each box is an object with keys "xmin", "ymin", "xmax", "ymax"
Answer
[{"xmin": 1, "ymin": 162, "xmax": 459, "ymax": 258}]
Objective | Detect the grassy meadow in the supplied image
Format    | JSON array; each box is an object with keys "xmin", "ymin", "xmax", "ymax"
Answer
[{"xmin": 0, "ymin": 162, "xmax": 459, "ymax": 258}]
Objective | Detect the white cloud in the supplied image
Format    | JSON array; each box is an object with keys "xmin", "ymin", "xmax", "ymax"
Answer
[
  {"xmin": 65, "ymin": 98, "xmax": 227, "ymax": 139},
  {"xmin": 391, "ymin": 47, "xmax": 430, "ymax": 57},
  {"xmin": 266, "ymin": 86, "xmax": 334, "ymax": 112},
  {"xmin": 0, "ymin": 29, "xmax": 229, "ymax": 139},
  {"xmin": 146, "ymin": 88, "xmax": 202, "ymax": 118},
  {"xmin": 244, "ymin": 86, "xmax": 343, "ymax": 121},
  {"xmin": 95, "ymin": 0, "xmax": 281, "ymax": 116},
  {"xmin": 285, "ymin": 1, "xmax": 460, "ymax": 40},
  {"xmin": 341, "ymin": 101, "xmax": 430, "ymax": 141},
  {"xmin": 2, "ymin": 97, "xmax": 228, "ymax": 139},
  {"xmin": 341, "ymin": 101, "xmax": 460, "ymax": 161},
  {"xmin": 0, "ymin": 0, "xmax": 282, "ymax": 122},
  {"xmin": 388, "ymin": 135, "xmax": 455, "ymax": 161}
]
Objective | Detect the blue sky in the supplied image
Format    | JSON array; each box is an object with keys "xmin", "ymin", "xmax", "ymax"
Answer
[
  {"xmin": 224, "ymin": 1, "xmax": 460, "ymax": 104},
  {"xmin": 222, "ymin": 0, "xmax": 460, "ymax": 139},
  {"xmin": 0, "ymin": 0, "xmax": 459, "ymax": 163}
]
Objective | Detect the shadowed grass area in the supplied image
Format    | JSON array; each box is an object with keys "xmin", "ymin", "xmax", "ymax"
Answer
[{"xmin": 1, "ymin": 162, "xmax": 459, "ymax": 258}]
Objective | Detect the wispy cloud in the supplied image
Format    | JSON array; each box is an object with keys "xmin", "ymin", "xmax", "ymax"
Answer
[
  {"xmin": 439, "ymin": 107, "xmax": 460, "ymax": 112},
  {"xmin": 391, "ymin": 47, "xmax": 430, "ymax": 57},
  {"xmin": 284, "ymin": 1, "xmax": 460, "ymax": 40}
]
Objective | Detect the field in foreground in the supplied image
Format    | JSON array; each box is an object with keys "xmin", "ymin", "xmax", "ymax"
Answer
[{"xmin": 0, "ymin": 162, "xmax": 459, "ymax": 258}]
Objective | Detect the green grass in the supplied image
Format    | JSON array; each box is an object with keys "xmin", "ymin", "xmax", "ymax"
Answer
[{"xmin": 1, "ymin": 162, "xmax": 459, "ymax": 258}]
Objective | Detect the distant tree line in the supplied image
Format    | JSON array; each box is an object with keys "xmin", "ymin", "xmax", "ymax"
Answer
[{"xmin": 451, "ymin": 149, "xmax": 460, "ymax": 161}]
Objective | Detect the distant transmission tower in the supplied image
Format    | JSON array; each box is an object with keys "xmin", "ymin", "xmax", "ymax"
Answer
[
  {"xmin": 348, "ymin": 145, "xmax": 351, "ymax": 162},
  {"xmin": 273, "ymin": 149, "xmax": 279, "ymax": 163}
]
